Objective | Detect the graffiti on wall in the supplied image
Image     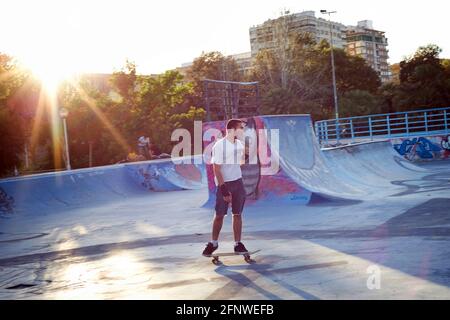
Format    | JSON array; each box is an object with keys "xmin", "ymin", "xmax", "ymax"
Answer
[
  {"xmin": 202, "ymin": 117, "xmax": 311, "ymax": 206},
  {"xmin": 393, "ymin": 136, "xmax": 445, "ymax": 160},
  {"xmin": 128, "ymin": 161, "xmax": 206, "ymax": 192},
  {"xmin": 442, "ymin": 136, "xmax": 450, "ymax": 151},
  {"xmin": 441, "ymin": 136, "xmax": 450, "ymax": 159}
]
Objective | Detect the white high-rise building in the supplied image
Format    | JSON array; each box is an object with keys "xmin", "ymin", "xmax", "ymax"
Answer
[
  {"xmin": 249, "ymin": 11, "xmax": 391, "ymax": 82},
  {"xmin": 249, "ymin": 11, "xmax": 347, "ymax": 57}
]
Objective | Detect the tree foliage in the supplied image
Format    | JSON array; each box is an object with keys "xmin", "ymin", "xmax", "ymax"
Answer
[
  {"xmin": 185, "ymin": 51, "xmax": 241, "ymax": 108},
  {"xmin": 250, "ymin": 32, "xmax": 380, "ymax": 120},
  {"xmin": 1, "ymin": 58, "xmax": 206, "ymax": 175},
  {"xmin": 187, "ymin": 51, "xmax": 241, "ymax": 86},
  {"xmin": 394, "ymin": 44, "xmax": 450, "ymax": 110},
  {"xmin": 1, "ymin": 42, "xmax": 450, "ymax": 177},
  {"xmin": 0, "ymin": 53, "xmax": 28, "ymax": 176},
  {"xmin": 60, "ymin": 63, "xmax": 205, "ymax": 165}
]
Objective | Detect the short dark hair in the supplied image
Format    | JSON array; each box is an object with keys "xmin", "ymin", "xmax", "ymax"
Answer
[{"xmin": 226, "ymin": 119, "xmax": 245, "ymax": 130}]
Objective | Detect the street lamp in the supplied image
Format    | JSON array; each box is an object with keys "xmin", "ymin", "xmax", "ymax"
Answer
[
  {"xmin": 59, "ymin": 107, "xmax": 71, "ymax": 170},
  {"xmin": 320, "ymin": 9, "xmax": 340, "ymax": 142}
]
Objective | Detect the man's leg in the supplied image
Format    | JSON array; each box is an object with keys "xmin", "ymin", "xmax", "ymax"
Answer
[
  {"xmin": 232, "ymin": 214, "xmax": 242, "ymax": 242},
  {"xmin": 212, "ymin": 214, "xmax": 224, "ymax": 241},
  {"xmin": 203, "ymin": 186, "xmax": 228, "ymax": 256},
  {"xmin": 231, "ymin": 179, "xmax": 248, "ymax": 253},
  {"xmin": 203, "ymin": 213, "xmax": 224, "ymax": 256}
]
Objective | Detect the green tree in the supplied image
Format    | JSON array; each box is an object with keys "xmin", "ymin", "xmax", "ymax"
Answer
[
  {"xmin": 251, "ymin": 34, "xmax": 331, "ymax": 118},
  {"xmin": 378, "ymin": 82, "xmax": 399, "ymax": 114},
  {"xmin": 187, "ymin": 51, "xmax": 241, "ymax": 86},
  {"xmin": 137, "ymin": 70, "xmax": 204, "ymax": 153},
  {"xmin": 186, "ymin": 51, "xmax": 241, "ymax": 109},
  {"xmin": 55, "ymin": 62, "xmax": 205, "ymax": 166},
  {"xmin": 0, "ymin": 53, "xmax": 29, "ymax": 176},
  {"xmin": 331, "ymin": 47, "xmax": 381, "ymax": 95},
  {"xmin": 58, "ymin": 79, "xmax": 112, "ymax": 167},
  {"xmin": 250, "ymin": 32, "xmax": 381, "ymax": 119},
  {"xmin": 109, "ymin": 61, "xmax": 142, "ymax": 144},
  {"xmin": 339, "ymin": 90, "xmax": 381, "ymax": 117},
  {"xmin": 396, "ymin": 44, "xmax": 450, "ymax": 110}
]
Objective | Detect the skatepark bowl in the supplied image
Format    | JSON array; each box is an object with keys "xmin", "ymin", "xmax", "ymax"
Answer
[{"xmin": 1, "ymin": 114, "xmax": 450, "ymax": 300}]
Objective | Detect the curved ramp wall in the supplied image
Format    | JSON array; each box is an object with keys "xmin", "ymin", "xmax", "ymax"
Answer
[{"xmin": 0, "ymin": 157, "xmax": 206, "ymax": 216}]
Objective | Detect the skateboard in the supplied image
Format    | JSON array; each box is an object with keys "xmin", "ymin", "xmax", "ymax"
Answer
[{"xmin": 206, "ymin": 250, "xmax": 261, "ymax": 265}]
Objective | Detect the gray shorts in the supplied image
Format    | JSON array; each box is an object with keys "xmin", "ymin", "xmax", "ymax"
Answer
[{"xmin": 215, "ymin": 178, "xmax": 246, "ymax": 216}]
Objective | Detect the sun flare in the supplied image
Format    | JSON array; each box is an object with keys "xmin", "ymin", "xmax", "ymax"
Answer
[{"xmin": 24, "ymin": 55, "xmax": 79, "ymax": 95}]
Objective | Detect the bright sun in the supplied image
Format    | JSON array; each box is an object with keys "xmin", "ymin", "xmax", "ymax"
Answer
[{"xmin": 24, "ymin": 53, "xmax": 79, "ymax": 94}]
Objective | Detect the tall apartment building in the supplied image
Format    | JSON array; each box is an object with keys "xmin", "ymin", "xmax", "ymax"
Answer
[
  {"xmin": 346, "ymin": 20, "xmax": 391, "ymax": 82},
  {"xmin": 249, "ymin": 11, "xmax": 347, "ymax": 57},
  {"xmin": 249, "ymin": 11, "xmax": 391, "ymax": 82},
  {"xmin": 178, "ymin": 11, "xmax": 391, "ymax": 83}
]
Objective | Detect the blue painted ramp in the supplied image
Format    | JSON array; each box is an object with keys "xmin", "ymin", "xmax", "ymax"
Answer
[
  {"xmin": 0, "ymin": 157, "xmax": 207, "ymax": 216},
  {"xmin": 261, "ymin": 115, "xmax": 428, "ymax": 200},
  {"xmin": 126, "ymin": 156, "xmax": 206, "ymax": 192},
  {"xmin": 0, "ymin": 115, "xmax": 431, "ymax": 218}
]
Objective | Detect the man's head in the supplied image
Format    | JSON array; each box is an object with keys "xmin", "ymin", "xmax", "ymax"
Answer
[{"xmin": 226, "ymin": 119, "xmax": 246, "ymax": 140}]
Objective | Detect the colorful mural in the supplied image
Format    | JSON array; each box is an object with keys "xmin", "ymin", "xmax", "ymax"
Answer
[
  {"xmin": 441, "ymin": 136, "xmax": 450, "ymax": 151},
  {"xmin": 126, "ymin": 158, "xmax": 206, "ymax": 192},
  {"xmin": 392, "ymin": 135, "xmax": 450, "ymax": 161},
  {"xmin": 202, "ymin": 117, "xmax": 310, "ymax": 206}
]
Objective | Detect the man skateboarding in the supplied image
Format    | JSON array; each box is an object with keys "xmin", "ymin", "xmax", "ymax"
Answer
[{"xmin": 202, "ymin": 119, "xmax": 249, "ymax": 257}]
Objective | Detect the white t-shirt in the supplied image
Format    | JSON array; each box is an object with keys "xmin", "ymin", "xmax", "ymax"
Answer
[{"xmin": 211, "ymin": 137, "xmax": 244, "ymax": 184}]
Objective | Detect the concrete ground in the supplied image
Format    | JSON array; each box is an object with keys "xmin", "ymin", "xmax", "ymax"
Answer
[{"xmin": 1, "ymin": 160, "xmax": 450, "ymax": 300}]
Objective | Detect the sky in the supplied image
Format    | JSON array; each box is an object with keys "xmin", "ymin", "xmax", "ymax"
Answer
[{"xmin": 1, "ymin": 0, "xmax": 449, "ymax": 77}]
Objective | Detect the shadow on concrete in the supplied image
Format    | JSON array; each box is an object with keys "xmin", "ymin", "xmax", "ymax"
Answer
[
  {"xmin": 391, "ymin": 171, "xmax": 450, "ymax": 197},
  {"xmin": 1, "ymin": 199, "xmax": 450, "ymax": 292},
  {"xmin": 307, "ymin": 193, "xmax": 363, "ymax": 207},
  {"xmin": 147, "ymin": 257, "xmax": 342, "ymax": 299}
]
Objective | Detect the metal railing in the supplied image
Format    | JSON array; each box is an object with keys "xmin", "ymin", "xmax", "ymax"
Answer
[{"xmin": 315, "ymin": 107, "xmax": 450, "ymax": 146}]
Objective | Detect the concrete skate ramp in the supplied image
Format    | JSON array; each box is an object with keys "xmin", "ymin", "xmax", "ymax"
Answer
[
  {"xmin": 261, "ymin": 115, "xmax": 428, "ymax": 200},
  {"xmin": 0, "ymin": 157, "xmax": 206, "ymax": 215},
  {"xmin": 126, "ymin": 156, "xmax": 206, "ymax": 192},
  {"xmin": 1, "ymin": 115, "xmax": 430, "ymax": 217},
  {"xmin": 322, "ymin": 141, "xmax": 427, "ymax": 193}
]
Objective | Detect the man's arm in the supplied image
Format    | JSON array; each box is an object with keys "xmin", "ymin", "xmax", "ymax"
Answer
[{"xmin": 213, "ymin": 164, "xmax": 225, "ymax": 186}]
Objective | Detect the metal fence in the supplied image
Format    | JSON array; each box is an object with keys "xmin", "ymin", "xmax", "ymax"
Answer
[{"xmin": 315, "ymin": 107, "xmax": 450, "ymax": 146}]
